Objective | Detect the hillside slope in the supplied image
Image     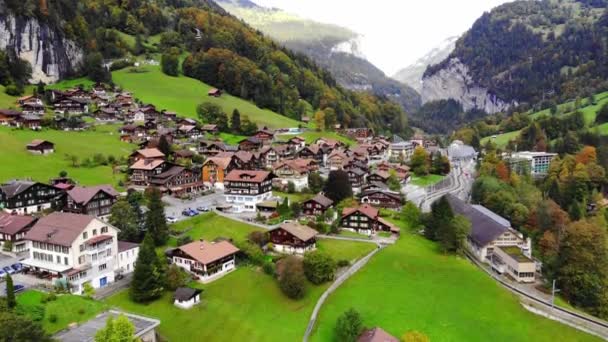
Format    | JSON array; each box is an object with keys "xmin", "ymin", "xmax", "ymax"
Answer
[
  {"xmin": 422, "ymin": 0, "xmax": 608, "ymax": 114},
  {"xmin": 216, "ymin": 0, "xmax": 421, "ymax": 113}
]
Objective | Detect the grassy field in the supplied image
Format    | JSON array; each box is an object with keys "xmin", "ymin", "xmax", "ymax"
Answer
[
  {"xmin": 310, "ymin": 229, "xmax": 600, "ymax": 341},
  {"xmin": 0, "ymin": 125, "xmax": 133, "ymax": 186},
  {"xmin": 277, "ymin": 130, "xmax": 354, "ymax": 146},
  {"xmin": 17, "ymin": 290, "xmax": 107, "ymax": 334},
  {"xmin": 273, "ymin": 191, "xmax": 314, "ymax": 203},
  {"xmin": 0, "ymin": 85, "xmax": 20, "ymax": 108},
  {"xmin": 168, "ymin": 212, "xmax": 262, "ymax": 246},
  {"xmin": 480, "ymin": 130, "xmax": 521, "ymax": 148},
  {"xmin": 410, "ymin": 174, "xmax": 445, "ymax": 187},
  {"xmin": 110, "ymin": 65, "xmax": 303, "ymax": 129},
  {"xmin": 316, "ymin": 239, "xmax": 376, "ymax": 263}
]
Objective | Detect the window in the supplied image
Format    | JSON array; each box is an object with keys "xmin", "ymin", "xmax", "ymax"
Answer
[
  {"xmin": 64, "ymin": 257, "xmax": 68, "ymax": 265},
  {"xmin": 82, "ymin": 232, "xmax": 88, "ymax": 240},
  {"xmin": 99, "ymin": 263, "xmax": 107, "ymax": 271},
  {"xmin": 78, "ymin": 255, "xmax": 85, "ymax": 264},
  {"xmin": 101, "ymin": 226, "xmax": 108, "ymax": 234},
  {"xmin": 106, "ymin": 249, "xmax": 112, "ymax": 257},
  {"xmin": 56, "ymin": 255, "xmax": 61, "ymax": 264},
  {"xmin": 62, "ymin": 246, "xmax": 69, "ymax": 254},
  {"xmin": 92, "ymin": 229, "xmax": 97, "ymax": 236},
  {"xmin": 79, "ymin": 244, "xmax": 85, "ymax": 252}
]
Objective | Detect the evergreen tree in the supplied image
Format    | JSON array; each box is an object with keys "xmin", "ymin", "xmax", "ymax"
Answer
[
  {"xmin": 308, "ymin": 172, "xmax": 324, "ymax": 193},
  {"xmin": 109, "ymin": 200, "xmax": 139, "ymax": 242},
  {"xmin": 145, "ymin": 188, "xmax": 169, "ymax": 246},
  {"xmin": 324, "ymin": 170, "xmax": 353, "ymax": 203},
  {"xmin": 127, "ymin": 191, "xmax": 145, "ymax": 237},
  {"xmin": 438, "ymin": 215, "xmax": 471, "ymax": 254},
  {"xmin": 568, "ymin": 201, "xmax": 585, "ymax": 221},
  {"xmin": 240, "ymin": 115, "xmax": 258, "ymax": 135},
  {"xmin": 130, "ymin": 234, "xmax": 165, "ymax": 303},
  {"xmin": 231, "ymin": 109, "xmax": 241, "ymax": 133},
  {"xmin": 5, "ymin": 273, "xmax": 15, "ymax": 309},
  {"xmin": 134, "ymin": 34, "xmax": 144, "ymax": 55},
  {"xmin": 158, "ymin": 135, "xmax": 171, "ymax": 158},
  {"xmin": 85, "ymin": 52, "xmax": 111, "ymax": 83},
  {"xmin": 426, "ymin": 196, "xmax": 454, "ymax": 241}
]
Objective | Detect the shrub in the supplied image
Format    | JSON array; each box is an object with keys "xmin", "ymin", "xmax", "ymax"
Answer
[
  {"xmin": 248, "ymin": 231, "xmax": 268, "ymax": 247},
  {"xmin": 109, "ymin": 59, "xmax": 134, "ymax": 71},
  {"xmin": 45, "ymin": 292, "xmax": 57, "ymax": 302},
  {"xmin": 335, "ymin": 308, "xmax": 363, "ymax": 342},
  {"xmin": 235, "ymin": 241, "xmax": 265, "ymax": 265},
  {"xmin": 48, "ymin": 313, "xmax": 58, "ymax": 323},
  {"xmin": 4, "ymin": 84, "xmax": 21, "ymax": 96},
  {"xmin": 303, "ymin": 251, "xmax": 336, "ymax": 285},
  {"xmin": 2, "ymin": 240, "xmax": 13, "ymax": 252},
  {"xmin": 166, "ymin": 264, "xmax": 190, "ymax": 291},
  {"xmin": 176, "ymin": 235, "xmax": 192, "ymax": 246},
  {"xmin": 277, "ymin": 256, "xmax": 306, "ymax": 299},
  {"xmin": 30, "ymin": 305, "xmax": 46, "ymax": 321},
  {"xmin": 287, "ymin": 181, "xmax": 296, "ymax": 194},
  {"xmin": 337, "ymin": 259, "xmax": 350, "ymax": 268},
  {"xmin": 262, "ymin": 261, "xmax": 275, "ymax": 277}
]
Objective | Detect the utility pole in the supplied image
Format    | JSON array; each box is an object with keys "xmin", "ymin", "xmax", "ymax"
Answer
[{"xmin": 551, "ymin": 279, "xmax": 561, "ymax": 311}]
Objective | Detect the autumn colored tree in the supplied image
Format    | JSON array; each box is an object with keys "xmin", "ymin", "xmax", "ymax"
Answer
[
  {"xmin": 495, "ymin": 161, "xmax": 510, "ymax": 182},
  {"xmin": 576, "ymin": 146, "xmax": 597, "ymax": 165},
  {"xmin": 410, "ymin": 147, "xmax": 429, "ymax": 176}
]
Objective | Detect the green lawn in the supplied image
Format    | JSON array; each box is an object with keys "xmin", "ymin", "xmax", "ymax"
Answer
[
  {"xmin": 277, "ymin": 130, "xmax": 354, "ymax": 146},
  {"xmin": 168, "ymin": 212, "xmax": 262, "ymax": 245},
  {"xmin": 218, "ymin": 132, "xmax": 247, "ymax": 145},
  {"xmin": 273, "ymin": 191, "xmax": 314, "ymax": 203},
  {"xmin": 480, "ymin": 130, "xmax": 521, "ymax": 148},
  {"xmin": 110, "ymin": 65, "xmax": 303, "ymax": 129},
  {"xmin": 410, "ymin": 174, "xmax": 445, "ymax": 187},
  {"xmin": 310, "ymin": 231, "xmax": 600, "ymax": 342},
  {"xmin": 316, "ymin": 238, "xmax": 376, "ymax": 263},
  {"xmin": 337, "ymin": 230, "xmax": 371, "ymax": 239},
  {"xmin": 17, "ymin": 290, "xmax": 107, "ymax": 334},
  {"xmin": 0, "ymin": 85, "xmax": 19, "ymax": 108},
  {"xmin": 0, "ymin": 125, "xmax": 134, "ymax": 186}
]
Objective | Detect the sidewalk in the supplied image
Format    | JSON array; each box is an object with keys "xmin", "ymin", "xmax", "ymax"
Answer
[{"xmin": 93, "ymin": 273, "xmax": 133, "ymax": 300}]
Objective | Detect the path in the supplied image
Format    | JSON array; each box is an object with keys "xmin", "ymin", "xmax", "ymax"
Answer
[
  {"xmin": 303, "ymin": 241, "xmax": 384, "ymax": 341},
  {"xmin": 93, "ymin": 273, "xmax": 133, "ymax": 300}
]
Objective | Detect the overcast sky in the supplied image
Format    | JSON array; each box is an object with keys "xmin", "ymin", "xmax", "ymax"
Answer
[{"xmin": 253, "ymin": 0, "xmax": 512, "ymax": 75}]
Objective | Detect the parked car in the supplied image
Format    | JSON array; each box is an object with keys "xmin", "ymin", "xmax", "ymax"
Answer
[
  {"xmin": 10, "ymin": 263, "xmax": 23, "ymax": 273},
  {"xmin": 13, "ymin": 285, "xmax": 25, "ymax": 293},
  {"xmin": 197, "ymin": 206, "xmax": 210, "ymax": 212},
  {"xmin": 182, "ymin": 209, "xmax": 198, "ymax": 217},
  {"xmin": 3, "ymin": 266, "xmax": 15, "ymax": 275},
  {"xmin": 0, "ymin": 269, "xmax": 6, "ymax": 278},
  {"xmin": 167, "ymin": 216, "xmax": 178, "ymax": 223}
]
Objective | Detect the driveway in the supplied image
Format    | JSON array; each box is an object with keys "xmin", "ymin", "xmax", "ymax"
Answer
[{"xmin": 163, "ymin": 191, "xmax": 226, "ymax": 222}]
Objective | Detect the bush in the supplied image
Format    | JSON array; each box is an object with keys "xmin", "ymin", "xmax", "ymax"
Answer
[
  {"xmin": 235, "ymin": 241, "xmax": 265, "ymax": 265},
  {"xmin": 45, "ymin": 292, "xmax": 57, "ymax": 302},
  {"xmin": 335, "ymin": 308, "xmax": 363, "ymax": 342},
  {"xmin": 166, "ymin": 264, "xmax": 190, "ymax": 291},
  {"xmin": 78, "ymin": 308, "xmax": 85, "ymax": 315},
  {"xmin": 177, "ymin": 235, "xmax": 192, "ymax": 246},
  {"xmin": 29, "ymin": 305, "xmax": 45, "ymax": 321},
  {"xmin": 277, "ymin": 256, "xmax": 306, "ymax": 299},
  {"xmin": 337, "ymin": 259, "xmax": 350, "ymax": 268},
  {"xmin": 303, "ymin": 251, "xmax": 336, "ymax": 285},
  {"xmin": 287, "ymin": 181, "xmax": 296, "ymax": 194},
  {"xmin": 109, "ymin": 59, "xmax": 134, "ymax": 71},
  {"xmin": 248, "ymin": 231, "xmax": 268, "ymax": 247},
  {"xmin": 4, "ymin": 84, "xmax": 21, "ymax": 96},
  {"xmin": 48, "ymin": 313, "xmax": 58, "ymax": 323},
  {"xmin": 2, "ymin": 240, "xmax": 13, "ymax": 252},
  {"xmin": 262, "ymin": 261, "xmax": 275, "ymax": 277}
]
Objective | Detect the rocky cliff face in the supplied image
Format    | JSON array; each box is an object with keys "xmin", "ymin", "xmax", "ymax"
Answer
[
  {"xmin": 0, "ymin": 14, "xmax": 83, "ymax": 83},
  {"xmin": 421, "ymin": 58, "xmax": 515, "ymax": 114}
]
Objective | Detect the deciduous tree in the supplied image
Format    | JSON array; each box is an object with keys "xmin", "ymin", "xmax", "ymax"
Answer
[
  {"xmin": 303, "ymin": 251, "xmax": 336, "ymax": 285},
  {"xmin": 277, "ymin": 256, "xmax": 306, "ymax": 299},
  {"xmin": 335, "ymin": 308, "xmax": 363, "ymax": 342},
  {"xmin": 110, "ymin": 200, "xmax": 139, "ymax": 242},
  {"xmin": 95, "ymin": 314, "xmax": 137, "ymax": 342}
]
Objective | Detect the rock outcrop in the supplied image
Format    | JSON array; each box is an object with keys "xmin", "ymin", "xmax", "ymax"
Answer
[
  {"xmin": 0, "ymin": 14, "xmax": 83, "ymax": 83},
  {"xmin": 421, "ymin": 58, "xmax": 515, "ymax": 114}
]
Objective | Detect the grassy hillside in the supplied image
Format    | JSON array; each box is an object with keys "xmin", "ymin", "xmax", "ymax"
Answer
[
  {"xmin": 0, "ymin": 125, "xmax": 133, "ymax": 187},
  {"xmin": 310, "ymin": 222, "xmax": 600, "ymax": 342}
]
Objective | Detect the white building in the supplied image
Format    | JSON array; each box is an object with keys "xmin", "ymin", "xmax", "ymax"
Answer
[
  {"xmin": 117, "ymin": 241, "xmax": 139, "ymax": 275},
  {"xmin": 173, "ymin": 287, "xmax": 202, "ymax": 309},
  {"xmin": 170, "ymin": 240, "xmax": 239, "ymax": 283},
  {"xmin": 21, "ymin": 212, "xmax": 128, "ymax": 294},
  {"xmin": 224, "ymin": 170, "xmax": 274, "ymax": 212},
  {"xmin": 447, "ymin": 140, "xmax": 477, "ymax": 162},
  {"xmin": 507, "ymin": 151, "xmax": 557, "ymax": 177},
  {"xmin": 389, "ymin": 141, "xmax": 415, "ymax": 162}
]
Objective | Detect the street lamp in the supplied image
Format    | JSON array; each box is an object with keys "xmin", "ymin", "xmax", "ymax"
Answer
[{"xmin": 551, "ymin": 279, "xmax": 561, "ymax": 310}]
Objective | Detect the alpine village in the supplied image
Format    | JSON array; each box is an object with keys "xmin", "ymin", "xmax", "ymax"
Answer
[{"xmin": 2, "ymin": 0, "xmax": 608, "ymax": 341}]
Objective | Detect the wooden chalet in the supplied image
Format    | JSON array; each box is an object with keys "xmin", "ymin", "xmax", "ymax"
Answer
[
  {"xmin": 149, "ymin": 165, "xmax": 204, "ymax": 196},
  {"xmin": 0, "ymin": 109, "xmax": 22, "ymax": 125},
  {"xmin": 0, "ymin": 180, "xmax": 62, "ymax": 214},
  {"xmin": 368, "ymin": 170, "xmax": 391, "ymax": 184},
  {"xmin": 0, "ymin": 212, "xmax": 36, "ymax": 253},
  {"xmin": 341, "ymin": 204, "xmax": 399, "ymax": 236},
  {"xmin": 360, "ymin": 189, "xmax": 403, "ymax": 209},
  {"xmin": 347, "ymin": 168, "xmax": 367, "ymax": 191},
  {"xmin": 202, "ymin": 124, "xmax": 218, "ymax": 134},
  {"xmin": 119, "ymin": 124, "xmax": 146, "ymax": 138},
  {"xmin": 170, "ymin": 240, "xmax": 239, "ymax": 282},
  {"xmin": 26, "ymin": 140, "xmax": 54, "ymax": 154},
  {"xmin": 252, "ymin": 127, "xmax": 275, "ymax": 143},
  {"xmin": 202, "ymin": 156, "xmax": 236, "ymax": 189},
  {"xmin": 17, "ymin": 114, "xmax": 42, "ymax": 129},
  {"xmin": 268, "ymin": 222, "xmax": 319, "ymax": 255},
  {"xmin": 64, "ymin": 185, "xmax": 119, "ymax": 217},
  {"xmin": 297, "ymin": 144, "xmax": 325, "ymax": 164},
  {"xmin": 129, "ymin": 159, "xmax": 171, "ymax": 186},
  {"xmin": 238, "ymin": 137, "xmax": 263, "ymax": 151},
  {"xmin": 178, "ymin": 125, "xmax": 202, "ymax": 139},
  {"xmin": 302, "ymin": 193, "xmax": 334, "ymax": 216},
  {"xmin": 130, "ymin": 148, "xmax": 165, "ymax": 163}
]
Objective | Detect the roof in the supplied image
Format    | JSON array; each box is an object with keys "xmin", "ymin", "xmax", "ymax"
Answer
[
  {"xmin": 67, "ymin": 185, "xmax": 118, "ymax": 205},
  {"xmin": 342, "ymin": 204, "xmax": 379, "ymax": 219},
  {"xmin": 0, "ymin": 180, "xmax": 37, "ymax": 198},
  {"xmin": 27, "ymin": 139, "xmax": 53, "ymax": 148},
  {"xmin": 377, "ymin": 217, "xmax": 400, "ymax": 233},
  {"xmin": 225, "ymin": 170, "xmax": 272, "ymax": 183},
  {"xmin": 272, "ymin": 222, "xmax": 318, "ymax": 241},
  {"xmin": 177, "ymin": 240, "xmax": 239, "ymax": 265},
  {"xmin": 0, "ymin": 109, "xmax": 22, "ymax": 116},
  {"xmin": 498, "ymin": 246, "xmax": 533, "ymax": 263},
  {"xmin": 118, "ymin": 240, "xmax": 139, "ymax": 253},
  {"xmin": 306, "ymin": 193, "xmax": 333, "ymax": 207},
  {"xmin": 129, "ymin": 159, "xmax": 165, "ymax": 170},
  {"xmin": 135, "ymin": 148, "xmax": 165, "ymax": 159},
  {"xmin": 53, "ymin": 310, "xmax": 160, "ymax": 342},
  {"xmin": 358, "ymin": 327, "xmax": 399, "ymax": 342},
  {"xmin": 204, "ymin": 157, "xmax": 232, "ymax": 170},
  {"xmin": 174, "ymin": 287, "xmax": 202, "ymax": 301},
  {"xmin": 0, "ymin": 212, "xmax": 35, "ymax": 235},
  {"xmin": 85, "ymin": 234, "xmax": 113, "ymax": 246},
  {"xmin": 24, "ymin": 212, "xmax": 96, "ymax": 247},
  {"xmin": 447, "ymin": 142, "xmax": 476, "ymax": 159},
  {"xmin": 446, "ymin": 194, "xmax": 510, "ymax": 247}
]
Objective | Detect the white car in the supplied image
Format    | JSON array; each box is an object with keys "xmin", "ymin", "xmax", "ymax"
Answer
[{"xmin": 167, "ymin": 216, "xmax": 178, "ymax": 224}]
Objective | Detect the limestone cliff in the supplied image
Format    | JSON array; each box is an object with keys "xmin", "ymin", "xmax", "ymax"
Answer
[
  {"xmin": 0, "ymin": 13, "xmax": 83, "ymax": 83},
  {"xmin": 421, "ymin": 58, "xmax": 515, "ymax": 114}
]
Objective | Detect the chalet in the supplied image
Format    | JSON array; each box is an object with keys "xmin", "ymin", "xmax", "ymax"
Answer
[
  {"xmin": 358, "ymin": 327, "xmax": 399, "ymax": 342},
  {"xmin": 238, "ymin": 136, "xmax": 263, "ymax": 151},
  {"xmin": 18, "ymin": 95, "xmax": 41, "ymax": 106},
  {"xmin": 162, "ymin": 111, "xmax": 178, "ymax": 121},
  {"xmin": 17, "ymin": 114, "xmax": 42, "ymax": 129},
  {"xmin": 149, "ymin": 165, "xmax": 204, "ymax": 196},
  {"xmin": 94, "ymin": 107, "xmax": 118, "ymax": 121},
  {"xmin": 26, "ymin": 140, "xmax": 55, "ymax": 154},
  {"xmin": 344, "ymin": 158, "xmax": 369, "ymax": 173},
  {"xmin": 54, "ymin": 116, "xmax": 86, "ymax": 131},
  {"xmin": 367, "ymin": 170, "xmax": 390, "ymax": 184},
  {"xmin": 0, "ymin": 109, "xmax": 21, "ymax": 125},
  {"xmin": 232, "ymin": 150, "xmax": 259, "ymax": 170},
  {"xmin": 0, "ymin": 212, "xmax": 36, "ymax": 253},
  {"xmin": 173, "ymin": 149, "xmax": 195, "ymax": 161},
  {"xmin": 140, "ymin": 105, "xmax": 159, "ymax": 121},
  {"xmin": 341, "ymin": 204, "xmax": 399, "ymax": 236},
  {"xmin": 177, "ymin": 118, "xmax": 197, "ymax": 126},
  {"xmin": 125, "ymin": 110, "xmax": 146, "ymax": 122},
  {"xmin": 144, "ymin": 118, "xmax": 158, "ymax": 131},
  {"xmin": 119, "ymin": 124, "xmax": 146, "ymax": 138},
  {"xmin": 64, "ymin": 185, "xmax": 119, "ymax": 218},
  {"xmin": 224, "ymin": 170, "xmax": 275, "ymax": 212},
  {"xmin": 341, "ymin": 128, "xmax": 374, "ymax": 139},
  {"xmin": 268, "ymin": 222, "xmax": 319, "ymax": 255},
  {"xmin": 129, "ymin": 159, "xmax": 171, "ymax": 186},
  {"xmin": 199, "ymin": 141, "xmax": 231, "ymax": 157},
  {"xmin": 315, "ymin": 137, "xmax": 344, "ymax": 150},
  {"xmin": 361, "ymin": 181, "xmax": 389, "ymax": 194},
  {"xmin": 301, "ymin": 116, "xmax": 310, "ymax": 123},
  {"xmin": 130, "ymin": 148, "xmax": 165, "ymax": 163},
  {"xmin": 327, "ymin": 150, "xmax": 349, "ymax": 170},
  {"xmin": 302, "ymin": 193, "xmax": 334, "ymax": 216},
  {"xmin": 170, "ymin": 240, "xmax": 239, "ymax": 282},
  {"xmin": 0, "ymin": 180, "xmax": 62, "ymax": 214},
  {"xmin": 273, "ymin": 159, "xmax": 317, "ymax": 191},
  {"xmin": 202, "ymin": 157, "xmax": 236, "ymax": 189},
  {"xmin": 287, "ymin": 136, "xmax": 306, "ymax": 151},
  {"xmin": 208, "ymin": 88, "xmax": 223, "ymax": 97},
  {"xmin": 21, "ymin": 102, "xmax": 45, "ymax": 116},
  {"xmin": 446, "ymin": 194, "xmax": 535, "ymax": 283},
  {"xmin": 360, "ymin": 189, "xmax": 402, "ymax": 209},
  {"xmin": 347, "ymin": 168, "xmax": 367, "ymax": 193},
  {"xmin": 202, "ymin": 124, "xmax": 218, "ymax": 134},
  {"xmin": 178, "ymin": 125, "xmax": 202, "ymax": 139},
  {"xmin": 174, "ymin": 287, "xmax": 203, "ymax": 309},
  {"xmin": 252, "ymin": 127, "xmax": 275, "ymax": 143},
  {"xmin": 298, "ymin": 144, "xmax": 325, "ymax": 165},
  {"xmin": 53, "ymin": 98, "xmax": 88, "ymax": 114}
]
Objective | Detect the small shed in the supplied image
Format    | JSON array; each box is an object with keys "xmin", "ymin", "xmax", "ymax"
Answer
[
  {"xmin": 26, "ymin": 139, "xmax": 55, "ymax": 154},
  {"xmin": 174, "ymin": 287, "xmax": 203, "ymax": 309},
  {"xmin": 208, "ymin": 88, "xmax": 222, "ymax": 97}
]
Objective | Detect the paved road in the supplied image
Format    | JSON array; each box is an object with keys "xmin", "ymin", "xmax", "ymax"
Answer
[
  {"xmin": 163, "ymin": 192, "xmax": 225, "ymax": 221},
  {"xmin": 418, "ymin": 159, "xmax": 476, "ymax": 212}
]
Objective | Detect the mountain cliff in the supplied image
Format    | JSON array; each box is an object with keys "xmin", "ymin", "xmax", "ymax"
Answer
[
  {"xmin": 216, "ymin": 0, "xmax": 421, "ymax": 113},
  {"xmin": 422, "ymin": 0, "xmax": 608, "ymax": 114}
]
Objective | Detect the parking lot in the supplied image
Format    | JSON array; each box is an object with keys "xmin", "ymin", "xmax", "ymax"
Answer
[{"xmin": 163, "ymin": 191, "xmax": 225, "ymax": 222}]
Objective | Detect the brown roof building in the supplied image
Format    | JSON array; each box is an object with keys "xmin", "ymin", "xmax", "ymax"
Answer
[
  {"xmin": 65, "ymin": 185, "xmax": 119, "ymax": 217},
  {"xmin": 269, "ymin": 222, "xmax": 319, "ymax": 255},
  {"xmin": 358, "ymin": 327, "xmax": 399, "ymax": 342},
  {"xmin": 171, "ymin": 240, "xmax": 239, "ymax": 282},
  {"xmin": 0, "ymin": 212, "xmax": 36, "ymax": 252}
]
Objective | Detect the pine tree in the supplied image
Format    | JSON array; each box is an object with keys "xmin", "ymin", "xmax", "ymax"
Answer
[
  {"xmin": 324, "ymin": 170, "xmax": 353, "ymax": 203},
  {"xmin": 158, "ymin": 135, "xmax": 171, "ymax": 158},
  {"xmin": 145, "ymin": 188, "xmax": 169, "ymax": 246},
  {"xmin": 426, "ymin": 196, "xmax": 454, "ymax": 241},
  {"xmin": 129, "ymin": 234, "xmax": 165, "ymax": 303},
  {"xmin": 231, "ymin": 109, "xmax": 241, "ymax": 133},
  {"xmin": 5, "ymin": 273, "xmax": 15, "ymax": 309}
]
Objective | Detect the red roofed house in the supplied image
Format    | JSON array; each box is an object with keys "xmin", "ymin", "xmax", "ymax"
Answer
[
  {"xmin": 208, "ymin": 88, "xmax": 222, "ymax": 97},
  {"xmin": 130, "ymin": 148, "xmax": 165, "ymax": 163},
  {"xmin": 358, "ymin": 327, "xmax": 399, "ymax": 342},
  {"xmin": 64, "ymin": 185, "xmax": 119, "ymax": 218},
  {"xmin": 129, "ymin": 159, "xmax": 171, "ymax": 186},
  {"xmin": 273, "ymin": 159, "xmax": 318, "ymax": 191},
  {"xmin": 340, "ymin": 204, "xmax": 399, "ymax": 236},
  {"xmin": 170, "ymin": 240, "xmax": 239, "ymax": 283},
  {"xmin": 224, "ymin": 170, "xmax": 275, "ymax": 212},
  {"xmin": 202, "ymin": 156, "xmax": 237, "ymax": 189},
  {"xmin": 252, "ymin": 127, "xmax": 275, "ymax": 143},
  {"xmin": 21, "ymin": 212, "xmax": 123, "ymax": 294},
  {"xmin": 268, "ymin": 222, "xmax": 319, "ymax": 255},
  {"xmin": 26, "ymin": 139, "xmax": 55, "ymax": 154},
  {"xmin": 0, "ymin": 212, "xmax": 36, "ymax": 252}
]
